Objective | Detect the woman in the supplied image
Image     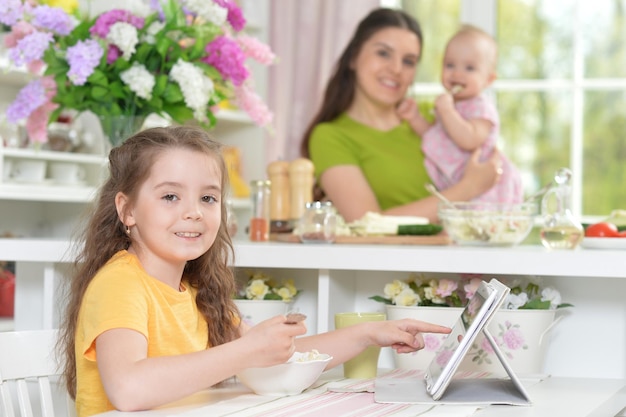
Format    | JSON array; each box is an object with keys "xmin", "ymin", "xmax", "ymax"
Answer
[{"xmin": 300, "ymin": 8, "xmax": 501, "ymax": 222}]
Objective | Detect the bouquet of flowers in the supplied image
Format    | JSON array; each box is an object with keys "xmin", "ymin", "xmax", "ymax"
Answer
[
  {"xmin": 2, "ymin": 0, "xmax": 274, "ymax": 146},
  {"xmin": 234, "ymin": 271, "xmax": 300, "ymax": 302},
  {"xmin": 370, "ymin": 273, "xmax": 571, "ymax": 310}
]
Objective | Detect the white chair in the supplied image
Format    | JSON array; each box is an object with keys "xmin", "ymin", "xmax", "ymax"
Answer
[{"xmin": 0, "ymin": 329, "xmax": 75, "ymax": 417}]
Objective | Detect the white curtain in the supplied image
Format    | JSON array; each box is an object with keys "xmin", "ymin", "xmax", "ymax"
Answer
[{"xmin": 266, "ymin": 0, "xmax": 380, "ymax": 163}]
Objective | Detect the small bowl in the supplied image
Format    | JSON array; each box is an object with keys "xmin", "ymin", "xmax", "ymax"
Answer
[
  {"xmin": 236, "ymin": 351, "xmax": 332, "ymax": 396},
  {"xmin": 438, "ymin": 202, "xmax": 537, "ymax": 246}
]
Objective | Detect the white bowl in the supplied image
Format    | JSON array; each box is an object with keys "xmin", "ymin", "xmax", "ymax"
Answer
[
  {"xmin": 438, "ymin": 202, "xmax": 536, "ymax": 246},
  {"xmin": 236, "ymin": 351, "xmax": 332, "ymax": 396}
]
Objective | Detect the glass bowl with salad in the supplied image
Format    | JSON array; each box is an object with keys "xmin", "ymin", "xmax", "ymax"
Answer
[{"xmin": 438, "ymin": 202, "xmax": 537, "ymax": 246}]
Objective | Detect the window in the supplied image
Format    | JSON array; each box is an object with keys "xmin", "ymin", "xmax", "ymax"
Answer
[{"xmin": 383, "ymin": 0, "xmax": 626, "ymax": 218}]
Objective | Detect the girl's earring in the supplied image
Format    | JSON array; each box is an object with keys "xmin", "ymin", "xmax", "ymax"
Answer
[{"xmin": 126, "ymin": 225, "xmax": 131, "ymax": 236}]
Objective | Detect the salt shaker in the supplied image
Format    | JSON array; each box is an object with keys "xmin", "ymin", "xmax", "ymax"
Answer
[
  {"xmin": 298, "ymin": 201, "xmax": 337, "ymax": 243},
  {"xmin": 288, "ymin": 158, "xmax": 314, "ymax": 223},
  {"xmin": 267, "ymin": 160, "xmax": 292, "ymax": 233}
]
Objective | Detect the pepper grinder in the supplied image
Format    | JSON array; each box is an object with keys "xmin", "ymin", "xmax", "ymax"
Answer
[
  {"xmin": 288, "ymin": 158, "xmax": 315, "ymax": 223},
  {"xmin": 267, "ymin": 160, "xmax": 292, "ymax": 233}
]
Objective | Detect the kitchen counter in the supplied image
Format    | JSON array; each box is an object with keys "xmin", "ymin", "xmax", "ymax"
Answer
[{"xmin": 2, "ymin": 238, "xmax": 625, "ymax": 379}]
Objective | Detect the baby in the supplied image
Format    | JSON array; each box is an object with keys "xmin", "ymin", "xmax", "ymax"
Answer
[{"xmin": 398, "ymin": 25, "xmax": 523, "ymax": 203}]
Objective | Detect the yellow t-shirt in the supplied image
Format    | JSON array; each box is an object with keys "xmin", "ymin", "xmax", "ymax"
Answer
[{"xmin": 74, "ymin": 250, "xmax": 209, "ymax": 417}]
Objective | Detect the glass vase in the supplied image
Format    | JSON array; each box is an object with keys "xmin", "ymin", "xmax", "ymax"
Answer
[{"xmin": 97, "ymin": 115, "xmax": 146, "ymax": 148}]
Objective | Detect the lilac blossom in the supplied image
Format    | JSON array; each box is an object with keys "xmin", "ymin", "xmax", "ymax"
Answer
[
  {"xmin": 90, "ymin": 9, "xmax": 144, "ymax": 38},
  {"xmin": 237, "ymin": 35, "xmax": 275, "ymax": 65},
  {"xmin": 32, "ymin": 5, "xmax": 75, "ymax": 35},
  {"xmin": 214, "ymin": 0, "xmax": 246, "ymax": 31},
  {"xmin": 8, "ymin": 30, "xmax": 53, "ymax": 66},
  {"xmin": 66, "ymin": 39, "xmax": 104, "ymax": 85},
  {"xmin": 203, "ymin": 35, "xmax": 248, "ymax": 86},
  {"xmin": 234, "ymin": 84, "xmax": 273, "ymax": 126},
  {"xmin": 0, "ymin": 0, "xmax": 23, "ymax": 26},
  {"xmin": 183, "ymin": 0, "xmax": 227, "ymax": 26},
  {"xmin": 6, "ymin": 78, "xmax": 48, "ymax": 122}
]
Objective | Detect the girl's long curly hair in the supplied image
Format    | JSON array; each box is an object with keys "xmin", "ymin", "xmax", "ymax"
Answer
[{"xmin": 58, "ymin": 126, "xmax": 239, "ymax": 398}]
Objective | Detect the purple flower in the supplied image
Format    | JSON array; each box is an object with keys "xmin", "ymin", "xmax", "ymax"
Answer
[
  {"xmin": 6, "ymin": 79, "xmax": 48, "ymax": 122},
  {"xmin": 106, "ymin": 45, "xmax": 122, "ymax": 64},
  {"xmin": 32, "ymin": 5, "xmax": 75, "ymax": 35},
  {"xmin": 67, "ymin": 39, "xmax": 104, "ymax": 85},
  {"xmin": 0, "ymin": 0, "xmax": 23, "ymax": 26},
  {"xmin": 89, "ymin": 9, "xmax": 144, "ymax": 38},
  {"xmin": 202, "ymin": 35, "xmax": 248, "ymax": 86},
  {"xmin": 214, "ymin": 0, "xmax": 246, "ymax": 31},
  {"xmin": 8, "ymin": 30, "xmax": 53, "ymax": 66}
]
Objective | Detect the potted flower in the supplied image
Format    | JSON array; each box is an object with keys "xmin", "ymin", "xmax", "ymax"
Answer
[
  {"xmin": 371, "ymin": 273, "xmax": 571, "ymax": 375},
  {"xmin": 2, "ymin": 0, "xmax": 274, "ymax": 148},
  {"xmin": 233, "ymin": 270, "xmax": 300, "ymax": 326}
]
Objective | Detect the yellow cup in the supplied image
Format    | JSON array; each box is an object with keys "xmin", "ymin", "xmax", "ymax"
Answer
[{"xmin": 334, "ymin": 312, "xmax": 386, "ymax": 379}]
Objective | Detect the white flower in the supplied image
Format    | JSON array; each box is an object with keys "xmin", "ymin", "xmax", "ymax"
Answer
[
  {"xmin": 275, "ymin": 287, "xmax": 294, "ymax": 302},
  {"xmin": 106, "ymin": 22, "xmax": 139, "ymax": 60},
  {"xmin": 245, "ymin": 279, "xmax": 269, "ymax": 300},
  {"xmin": 169, "ymin": 59, "xmax": 214, "ymax": 122},
  {"xmin": 384, "ymin": 279, "xmax": 407, "ymax": 299},
  {"xmin": 503, "ymin": 292, "xmax": 528, "ymax": 309},
  {"xmin": 393, "ymin": 288, "xmax": 420, "ymax": 306},
  {"xmin": 541, "ymin": 287, "xmax": 562, "ymax": 309},
  {"xmin": 184, "ymin": 0, "xmax": 227, "ymax": 26},
  {"xmin": 120, "ymin": 63, "xmax": 155, "ymax": 100},
  {"xmin": 143, "ymin": 21, "xmax": 165, "ymax": 44},
  {"xmin": 127, "ymin": 0, "xmax": 152, "ymax": 18}
]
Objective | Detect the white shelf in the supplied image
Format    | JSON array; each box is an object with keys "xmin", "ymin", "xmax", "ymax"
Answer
[
  {"xmin": 2, "ymin": 147, "xmax": 105, "ymax": 162},
  {"xmin": 0, "ymin": 183, "xmax": 98, "ymax": 202}
]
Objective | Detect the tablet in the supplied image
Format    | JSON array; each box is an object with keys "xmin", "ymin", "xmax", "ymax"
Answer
[{"xmin": 424, "ymin": 279, "xmax": 509, "ymax": 400}]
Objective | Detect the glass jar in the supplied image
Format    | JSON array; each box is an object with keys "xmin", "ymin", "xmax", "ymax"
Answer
[
  {"xmin": 540, "ymin": 168, "xmax": 584, "ymax": 250},
  {"xmin": 249, "ymin": 180, "xmax": 271, "ymax": 242},
  {"xmin": 298, "ymin": 201, "xmax": 337, "ymax": 244}
]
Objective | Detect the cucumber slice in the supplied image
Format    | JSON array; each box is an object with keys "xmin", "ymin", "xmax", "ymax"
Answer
[{"xmin": 397, "ymin": 224, "xmax": 443, "ymax": 235}]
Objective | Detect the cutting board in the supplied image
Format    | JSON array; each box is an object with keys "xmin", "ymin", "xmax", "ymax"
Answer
[{"xmin": 270, "ymin": 233, "xmax": 450, "ymax": 245}]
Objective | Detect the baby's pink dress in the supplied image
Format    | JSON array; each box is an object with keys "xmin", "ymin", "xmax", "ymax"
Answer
[{"xmin": 422, "ymin": 95, "xmax": 523, "ymax": 203}]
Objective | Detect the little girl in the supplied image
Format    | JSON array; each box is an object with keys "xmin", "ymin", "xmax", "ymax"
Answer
[
  {"xmin": 398, "ymin": 25, "xmax": 523, "ymax": 203},
  {"xmin": 59, "ymin": 126, "xmax": 450, "ymax": 417}
]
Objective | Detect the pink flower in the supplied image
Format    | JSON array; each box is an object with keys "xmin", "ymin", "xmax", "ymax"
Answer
[
  {"xmin": 90, "ymin": 9, "xmax": 144, "ymax": 38},
  {"xmin": 481, "ymin": 337, "xmax": 494, "ymax": 353},
  {"xmin": 237, "ymin": 35, "xmax": 276, "ymax": 65},
  {"xmin": 234, "ymin": 84, "xmax": 273, "ymax": 126},
  {"xmin": 435, "ymin": 279, "xmax": 458, "ymax": 298},
  {"xmin": 435, "ymin": 349, "xmax": 453, "ymax": 368},
  {"xmin": 463, "ymin": 278, "xmax": 483, "ymax": 300},
  {"xmin": 25, "ymin": 76, "xmax": 58, "ymax": 144},
  {"xmin": 424, "ymin": 334, "xmax": 443, "ymax": 351},
  {"xmin": 502, "ymin": 327, "xmax": 525, "ymax": 350},
  {"xmin": 203, "ymin": 35, "xmax": 248, "ymax": 86}
]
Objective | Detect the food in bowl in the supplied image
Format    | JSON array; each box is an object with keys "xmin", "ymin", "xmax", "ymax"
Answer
[
  {"xmin": 438, "ymin": 202, "xmax": 536, "ymax": 246},
  {"xmin": 236, "ymin": 350, "xmax": 332, "ymax": 396}
]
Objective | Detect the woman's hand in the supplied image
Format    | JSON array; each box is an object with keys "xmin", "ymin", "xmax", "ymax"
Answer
[{"xmin": 238, "ymin": 315, "xmax": 307, "ymax": 368}]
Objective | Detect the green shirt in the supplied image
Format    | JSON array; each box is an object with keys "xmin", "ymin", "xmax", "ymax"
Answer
[{"xmin": 309, "ymin": 113, "xmax": 432, "ymax": 210}]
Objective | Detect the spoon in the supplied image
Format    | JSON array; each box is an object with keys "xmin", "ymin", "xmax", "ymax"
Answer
[
  {"xmin": 425, "ymin": 184, "xmax": 454, "ymax": 208},
  {"xmin": 285, "ymin": 311, "xmax": 307, "ymax": 324}
]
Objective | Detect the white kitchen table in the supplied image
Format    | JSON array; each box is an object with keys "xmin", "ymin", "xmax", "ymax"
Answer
[{"xmin": 93, "ymin": 369, "xmax": 626, "ymax": 417}]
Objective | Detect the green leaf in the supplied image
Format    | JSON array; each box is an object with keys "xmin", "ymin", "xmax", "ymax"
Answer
[
  {"xmin": 90, "ymin": 85, "xmax": 110, "ymax": 100},
  {"xmin": 520, "ymin": 299, "xmax": 551, "ymax": 309},
  {"xmin": 162, "ymin": 103, "xmax": 194, "ymax": 124},
  {"xmin": 162, "ymin": 83, "xmax": 184, "ymax": 103},
  {"xmin": 153, "ymin": 75, "xmax": 168, "ymax": 96},
  {"xmin": 368, "ymin": 295, "xmax": 392, "ymax": 304},
  {"xmin": 263, "ymin": 293, "xmax": 283, "ymax": 301}
]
